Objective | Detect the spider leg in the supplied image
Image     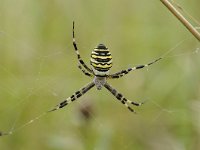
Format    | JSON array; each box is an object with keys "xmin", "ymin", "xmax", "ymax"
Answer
[
  {"xmin": 73, "ymin": 21, "xmax": 93, "ymax": 73},
  {"xmin": 78, "ymin": 63, "xmax": 93, "ymax": 77},
  {"xmin": 49, "ymin": 81, "xmax": 95, "ymax": 112},
  {"xmin": 104, "ymin": 82, "xmax": 143, "ymax": 113},
  {"xmin": 108, "ymin": 57, "xmax": 162, "ymax": 79}
]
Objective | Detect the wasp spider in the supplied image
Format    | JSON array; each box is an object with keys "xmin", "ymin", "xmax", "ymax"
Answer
[{"xmin": 50, "ymin": 22, "xmax": 162, "ymax": 113}]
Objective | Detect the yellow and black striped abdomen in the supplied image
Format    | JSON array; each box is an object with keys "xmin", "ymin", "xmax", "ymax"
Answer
[{"xmin": 90, "ymin": 44, "xmax": 112, "ymax": 76}]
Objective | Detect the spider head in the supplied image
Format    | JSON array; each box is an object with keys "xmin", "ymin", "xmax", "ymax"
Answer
[
  {"xmin": 93, "ymin": 76, "xmax": 106, "ymax": 90},
  {"xmin": 90, "ymin": 44, "xmax": 113, "ymax": 76}
]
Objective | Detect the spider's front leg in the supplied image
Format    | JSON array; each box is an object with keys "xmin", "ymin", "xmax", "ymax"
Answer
[
  {"xmin": 104, "ymin": 82, "xmax": 143, "ymax": 113},
  {"xmin": 49, "ymin": 81, "xmax": 95, "ymax": 112},
  {"xmin": 108, "ymin": 57, "xmax": 162, "ymax": 79}
]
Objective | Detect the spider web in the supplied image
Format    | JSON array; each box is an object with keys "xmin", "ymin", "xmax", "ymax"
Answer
[
  {"xmin": 0, "ymin": 27, "xmax": 199, "ymax": 148},
  {"xmin": 0, "ymin": 2, "xmax": 200, "ymax": 149}
]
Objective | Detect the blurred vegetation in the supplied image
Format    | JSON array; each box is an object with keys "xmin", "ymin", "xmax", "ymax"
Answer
[{"xmin": 0, "ymin": 0, "xmax": 200, "ymax": 150}]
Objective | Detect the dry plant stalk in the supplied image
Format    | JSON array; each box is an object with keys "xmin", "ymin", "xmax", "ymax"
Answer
[{"xmin": 160, "ymin": 0, "xmax": 200, "ymax": 42}]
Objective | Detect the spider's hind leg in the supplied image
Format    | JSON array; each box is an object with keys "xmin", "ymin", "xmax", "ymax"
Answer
[
  {"xmin": 108, "ymin": 57, "xmax": 162, "ymax": 79},
  {"xmin": 78, "ymin": 63, "xmax": 93, "ymax": 77},
  {"xmin": 72, "ymin": 21, "xmax": 93, "ymax": 73}
]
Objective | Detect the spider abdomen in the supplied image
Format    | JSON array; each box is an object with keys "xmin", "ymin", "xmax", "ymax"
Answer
[{"xmin": 90, "ymin": 44, "xmax": 113, "ymax": 76}]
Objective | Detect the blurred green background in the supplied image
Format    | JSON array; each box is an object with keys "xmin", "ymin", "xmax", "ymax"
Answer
[{"xmin": 0, "ymin": 0, "xmax": 200, "ymax": 150}]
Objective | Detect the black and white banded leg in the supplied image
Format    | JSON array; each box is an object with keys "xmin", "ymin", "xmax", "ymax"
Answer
[
  {"xmin": 109, "ymin": 57, "xmax": 162, "ymax": 79},
  {"xmin": 104, "ymin": 82, "xmax": 143, "ymax": 113},
  {"xmin": 78, "ymin": 64, "xmax": 93, "ymax": 77},
  {"xmin": 73, "ymin": 21, "xmax": 93, "ymax": 74},
  {"xmin": 49, "ymin": 81, "xmax": 95, "ymax": 112}
]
